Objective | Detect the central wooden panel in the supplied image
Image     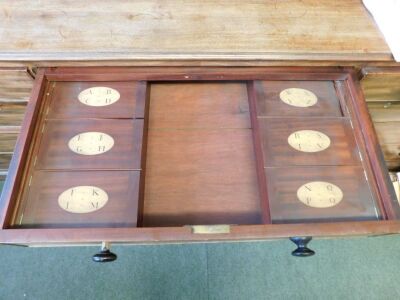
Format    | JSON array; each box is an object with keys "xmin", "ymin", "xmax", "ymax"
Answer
[{"xmin": 143, "ymin": 82, "xmax": 262, "ymax": 226}]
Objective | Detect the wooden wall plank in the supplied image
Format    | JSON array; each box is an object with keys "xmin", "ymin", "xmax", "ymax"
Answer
[
  {"xmin": 0, "ymin": 69, "xmax": 32, "ymax": 101},
  {"xmin": 367, "ymin": 101, "xmax": 400, "ymax": 122},
  {"xmin": 0, "ymin": 102, "xmax": 27, "ymax": 126},
  {"xmin": 0, "ymin": 133, "xmax": 18, "ymax": 153}
]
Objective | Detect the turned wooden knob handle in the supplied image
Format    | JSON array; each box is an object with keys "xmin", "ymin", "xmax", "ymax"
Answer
[
  {"xmin": 92, "ymin": 249, "xmax": 117, "ymax": 262},
  {"xmin": 290, "ymin": 236, "xmax": 315, "ymax": 257}
]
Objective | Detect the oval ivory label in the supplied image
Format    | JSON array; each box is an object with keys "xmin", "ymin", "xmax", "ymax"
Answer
[
  {"xmin": 58, "ymin": 186, "xmax": 109, "ymax": 213},
  {"xmin": 287, "ymin": 130, "xmax": 331, "ymax": 153},
  {"xmin": 279, "ymin": 88, "xmax": 318, "ymax": 107},
  {"xmin": 78, "ymin": 87, "xmax": 120, "ymax": 107},
  {"xmin": 297, "ymin": 181, "xmax": 343, "ymax": 208},
  {"xmin": 68, "ymin": 132, "xmax": 114, "ymax": 156}
]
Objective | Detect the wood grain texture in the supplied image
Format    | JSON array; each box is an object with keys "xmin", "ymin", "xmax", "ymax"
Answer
[
  {"xmin": 35, "ymin": 119, "xmax": 144, "ymax": 171},
  {"xmin": 3, "ymin": 220, "xmax": 400, "ymax": 245},
  {"xmin": 0, "ymin": 69, "xmax": 32, "ymax": 101},
  {"xmin": 374, "ymin": 122, "xmax": 400, "ymax": 169},
  {"xmin": 380, "ymin": 144, "xmax": 400, "ymax": 164},
  {"xmin": 12, "ymin": 170, "xmax": 141, "ymax": 228},
  {"xmin": 0, "ymin": 133, "xmax": 18, "ymax": 153},
  {"xmin": 255, "ymin": 80, "xmax": 343, "ymax": 117},
  {"xmin": 367, "ymin": 101, "xmax": 400, "ymax": 122},
  {"xmin": 362, "ymin": 74, "xmax": 400, "ymax": 102},
  {"xmin": 0, "ymin": 1, "xmax": 392, "ymax": 62},
  {"xmin": 143, "ymin": 82, "xmax": 262, "ymax": 226},
  {"xmin": 0, "ymin": 153, "xmax": 12, "ymax": 170},
  {"xmin": 374, "ymin": 122, "xmax": 400, "ymax": 145},
  {"xmin": 148, "ymin": 82, "xmax": 250, "ymax": 129},
  {"xmin": 143, "ymin": 129, "xmax": 262, "ymax": 226},
  {"xmin": 267, "ymin": 166, "xmax": 379, "ymax": 223},
  {"xmin": 0, "ymin": 69, "xmax": 47, "ymax": 227},
  {"xmin": 0, "ymin": 102, "xmax": 27, "ymax": 126},
  {"xmin": 46, "ymin": 81, "xmax": 143, "ymax": 119},
  {"xmin": 258, "ymin": 118, "xmax": 361, "ymax": 167}
]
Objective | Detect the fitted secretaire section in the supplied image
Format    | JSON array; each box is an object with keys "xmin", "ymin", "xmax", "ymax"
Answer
[
  {"xmin": 7, "ymin": 77, "xmax": 149, "ymax": 228},
  {"xmin": 249, "ymin": 79, "xmax": 384, "ymax": 223},
  {"xmin": 1, "ymin": 67, "xmax": 399, "ymax": 246}
]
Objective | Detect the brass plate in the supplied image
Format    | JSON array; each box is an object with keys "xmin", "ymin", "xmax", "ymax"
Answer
[
  {"xmin": 297, "ymin": 181, "xmax": 343, "ymax": 208},
  {"xmin": 68, "ymin": 132, "xmax": 114, "ymax": 156},
  {"xmin": 287, "ymin": 130, "xmax": 331, "ymax": 153},
  {"xmin": 279, "ymin": 88, "xmax": 318, "ymax": 107},
  {"xmin": 58, "ymin": 186, "xmax": 109, "ymax": 213},
  {"xmin": 191, "ymin": 225, "xmax": 231, "ymax": 234},
  {"xmin": 78, "ymin": 87, "xmax": 120, "ymax": 107}
]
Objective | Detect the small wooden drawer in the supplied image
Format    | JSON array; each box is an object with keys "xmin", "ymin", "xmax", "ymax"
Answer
[
  {"xmin": 46, "ymin": 81, "xmax": 146, "ymax": 119},
  {"xmin": 266, "ymin": 166, "xmax": 379, "ymax": 223},
  {"xmin": 12, "ymin": 170, "xmax": 141, "ymax": 228},
  {"xmin": 35, "ymin": 119, "xmax": 144, "ymax": 170},
  {"xmin": 258, "ymin": 118, "xmax": 361, "ymax": 167},
  {"xmin": 255, "ymin": 81, "xmax": 343, "ymax": 117}
]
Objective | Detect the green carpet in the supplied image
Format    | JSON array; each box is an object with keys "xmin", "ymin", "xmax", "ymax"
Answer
[{"xmin": 1, "ymin": 181, "xmax": 400, "ymax": 300}]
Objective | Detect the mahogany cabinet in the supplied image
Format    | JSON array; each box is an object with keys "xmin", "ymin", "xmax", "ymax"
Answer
[{"xmin": 1, "ymin": 67, "xmax": 400, "ymax": 261}]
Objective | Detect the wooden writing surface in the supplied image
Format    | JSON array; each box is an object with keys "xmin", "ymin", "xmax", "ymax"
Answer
[{"xmin": 0, "ymin": 1, "xmax": 392, "ymax": 64}]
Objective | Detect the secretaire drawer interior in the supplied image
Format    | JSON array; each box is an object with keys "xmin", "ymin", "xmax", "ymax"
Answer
[{"xmin": 0, "ymin": 67, "xmax": 399, "ymax": 249}]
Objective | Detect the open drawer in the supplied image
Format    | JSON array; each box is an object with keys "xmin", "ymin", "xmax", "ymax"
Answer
[{"xmin": 1, "ymin": 67, "xmax": 400, "ymax": 261}]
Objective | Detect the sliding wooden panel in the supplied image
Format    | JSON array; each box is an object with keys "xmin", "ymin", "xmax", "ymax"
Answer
[
  {"xmin": 13, "ymin": 170, "xmax": 141, "ymax": 228},
  {"xmin": 47, "ymin": 81, "xmax": 146, "ymax": 119},
  {"xmin": 35, "ymin": 119, "xmax": 144, "ymax": 170}
]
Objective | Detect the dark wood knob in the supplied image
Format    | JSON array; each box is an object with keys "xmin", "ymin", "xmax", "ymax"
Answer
[
  {"xmin": 92, "ymin": 249, "xmax": 117, "ymax": 262},
  {"xmin": 92, "ymin": 242, "xmax": 117, "ymax": 262},
  {"xmin": 290, "ymin": 236, "xmax": 315, "ymax": 257}
]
